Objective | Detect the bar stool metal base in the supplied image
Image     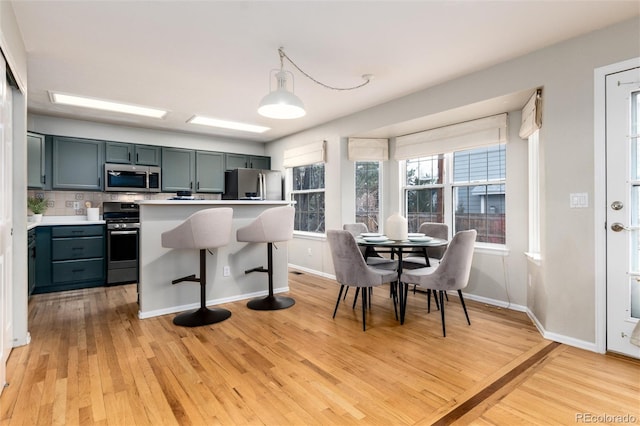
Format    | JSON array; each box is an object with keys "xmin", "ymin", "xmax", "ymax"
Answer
[
  {"xmin": 247, "ymin": 295, "xmax": 295, "ymax": 311},
  {"xmin": 173, "ymin": 307, "xmax": 231, "ymax": 327}
]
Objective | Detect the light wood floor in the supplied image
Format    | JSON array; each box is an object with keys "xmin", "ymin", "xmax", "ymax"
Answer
[{"xmin": 2, "ymin": 270, "xmax": 639, "ymax": 425}]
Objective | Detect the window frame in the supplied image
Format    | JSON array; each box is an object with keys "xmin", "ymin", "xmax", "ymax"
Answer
[
  {"xmin": 290, "ymin": 162, "xmax": 326, "ymax": 236},
  {"xmin": 354, "ymin": 161, "xmax": 382, "ymax": 232},
  {"xmin": 402, "ymin": 143, "xmax": 507, "ymax": 248}
]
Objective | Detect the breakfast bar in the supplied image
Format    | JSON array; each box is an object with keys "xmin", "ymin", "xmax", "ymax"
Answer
[{"xmin": 137, "ymin": 200, "xmax": 292, "ymax": 319}]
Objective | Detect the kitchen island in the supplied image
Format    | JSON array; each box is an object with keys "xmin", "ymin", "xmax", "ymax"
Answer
[{"xmin": 137, "ymin": 200, "xmax": 292, "ymax": 319}]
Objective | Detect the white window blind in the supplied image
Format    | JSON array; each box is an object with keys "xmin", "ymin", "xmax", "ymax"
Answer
[
  {"xmin": 347, "ymin": 138, "xmax": 389, "ymax": 161},
  {"xmin": 283, "ymin": 140, "xmax": 326, "ymax": 168},
  {"xmin": 394, "ymin": 113, "xmax": 508, "ymax": 160},
  {"xmin": 519, "ymin": 89, "xmax": 542, "ymax": 139}
]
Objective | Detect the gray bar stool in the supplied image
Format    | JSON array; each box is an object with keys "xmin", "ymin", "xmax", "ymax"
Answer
[
  {"xmin": 161, "ymin": 207, "xmax": 233, "ymax": 327},
  {"xmin": 237, "ymin": 205, "xmax": 295, "ymax": 310}
]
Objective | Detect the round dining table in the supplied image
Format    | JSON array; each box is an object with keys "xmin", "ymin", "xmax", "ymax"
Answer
[{"xmin": 356, "ymin": 236, "xmax": 448, "ymax": 324}]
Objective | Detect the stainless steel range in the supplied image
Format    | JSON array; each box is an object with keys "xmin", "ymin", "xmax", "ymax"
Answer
[{"xmin": 103, "ymin": 202, "xmax": 139, "ymax": 285}]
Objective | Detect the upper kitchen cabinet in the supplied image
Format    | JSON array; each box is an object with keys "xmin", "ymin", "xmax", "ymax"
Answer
[
  {"xmin": 225, "ymin": 153, "xmax": 270, "ymax": 170},
  {"xmin": 105, "ymin": 141, "xmax": 161, "ymax": 166},
  {"xmin": 195, "ymin": 151, "xmax": 224, "ymax": 193},
  {"xmin": 27, "ymin": 132, "xmax": 47, "ymax": 189},
  {"xmin": 161, "ymin": 147, "xmax": 195, "ymax": 192},
  {"xmin": 162, "ymin": 147, "xmax": 225, "ymax": 193},
  {"xmin": 52, "ymin": 136, "xmax": 104, "ymax": 191}
]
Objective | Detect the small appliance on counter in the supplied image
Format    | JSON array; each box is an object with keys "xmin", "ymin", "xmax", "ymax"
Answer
[
  {"xmin": 223, "ymin": 168, "xmax": 283, "ymax": 200},
  {"xmin": 169, "ymin": 190, "xmax": 196, "ymax": 200}
]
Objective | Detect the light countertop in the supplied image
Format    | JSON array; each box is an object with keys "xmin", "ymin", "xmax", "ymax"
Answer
[
  {"xmin": 27, "ymin": 215, "xmax": 105, "ymax": 230},
  {"xmin": 137, "ymin": 200, "xmax": 291, "ymax": 206}
]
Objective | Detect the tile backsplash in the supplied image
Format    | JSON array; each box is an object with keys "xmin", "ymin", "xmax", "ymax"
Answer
[{"xmin": 28, "ymin": 190, "xmax": 222, "ymax": 216}]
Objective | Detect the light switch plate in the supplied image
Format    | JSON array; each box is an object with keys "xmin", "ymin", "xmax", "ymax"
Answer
[{"xmin": 570, "ymin": 192, "xmax": 589, "ymax": 208}]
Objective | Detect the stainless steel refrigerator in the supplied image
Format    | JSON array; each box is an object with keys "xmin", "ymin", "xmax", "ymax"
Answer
[{"xmin": 223, "ymin": 168, "xmax": 283, "ymax": 200}]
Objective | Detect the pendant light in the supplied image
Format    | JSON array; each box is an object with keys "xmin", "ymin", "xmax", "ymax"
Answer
[
  {"xmin": 258, "ymin": 47, "xmax": 373, "ymax": 119},
  {"xmin": 258, "ymin": 69, "xmax": 305, "ymax": 119}
]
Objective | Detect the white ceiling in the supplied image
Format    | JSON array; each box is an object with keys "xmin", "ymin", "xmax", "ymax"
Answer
[{"xmin": 11, "ymin": 1, "xmax": 640, "ymax": 143}]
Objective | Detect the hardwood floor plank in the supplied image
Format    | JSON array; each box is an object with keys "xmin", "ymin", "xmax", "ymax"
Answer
[{"xmin": 2, "ymin": 272, "xmax": 639, "ymax": 425}]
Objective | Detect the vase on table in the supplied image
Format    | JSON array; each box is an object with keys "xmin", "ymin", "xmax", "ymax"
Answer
[{"xmin": 385, "ymin": 213, "xmax": 407, "ymax": 241}]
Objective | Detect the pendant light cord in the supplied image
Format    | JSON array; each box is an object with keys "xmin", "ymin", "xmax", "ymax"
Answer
[{"xmin": 278, "ymin": 47, "xmax": 372, "ymax": 91}]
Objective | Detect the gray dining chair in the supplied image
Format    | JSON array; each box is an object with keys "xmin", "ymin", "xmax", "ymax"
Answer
[
  {"xmin": 403, "ymin": 222, "xmax": 449, "ymax": 269},
  {"xmin": 327, "ymin": 229, "xmax": 399, "ymax": 331},
  {"xmin": 342, "ymin": 223, "xmax": 397, "ymax": 270},
  {"xmin": 400, "ymin": 229, "xmax": 476, "ymax": 336},
  {"xmin": 342, "ymin": 223, "xmax": 398, "ymax": 308}
]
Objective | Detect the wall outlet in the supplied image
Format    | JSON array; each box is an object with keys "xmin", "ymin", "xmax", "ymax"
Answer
[
  {"xmin": 223, "ymin": 266, "xmax": 230, "ymax": 277},
  {"xmin": 307, "ymin": 248, "xmax": 312, "ymax": 256}
]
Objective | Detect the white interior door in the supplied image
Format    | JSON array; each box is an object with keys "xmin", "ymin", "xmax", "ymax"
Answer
[
  {"xmin": 0, "ymin": 54, "xmax": 13, "ymax": 393},
  {"xmin": 606, "ymin": 66, "xmax": 640, "ymax": 358}
]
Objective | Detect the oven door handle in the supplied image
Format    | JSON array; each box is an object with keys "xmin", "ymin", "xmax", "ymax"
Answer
[{"xmin": 110, "ymin": 230, "xmax": 138, "ymax": 235}]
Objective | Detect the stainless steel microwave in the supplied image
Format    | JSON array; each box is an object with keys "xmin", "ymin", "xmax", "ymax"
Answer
[{"xmin": 104, "ymin": 163, "xmax": 161, "ymax": 192}]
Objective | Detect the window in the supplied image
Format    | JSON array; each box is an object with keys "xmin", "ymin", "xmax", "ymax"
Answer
[
  {"xmin": 403, "ymin": 144, "xmax": 506, "ymax": 245},
  {"xmin": 453, "ymin": 145, "xmax": 506, "ymax": 244},
  {"xmin": 405, "ymin": 155, "xmax": 444, "ymax": 230},
  {"xmin": 355, "ymin": 161, "xmax": 381, "ymax": 232},
  {"xmin": 291, "ymin": 163, "xmax": 325, "ymax": 233}
]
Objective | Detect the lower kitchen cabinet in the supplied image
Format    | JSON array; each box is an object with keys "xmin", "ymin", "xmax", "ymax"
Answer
[
  {"xmin": 28, "ymin": 229, "xmax": 36, "ymax": 296},
  {"xmin": 32, "ymin": 224, "xmax": 106, "ymax": 294}
]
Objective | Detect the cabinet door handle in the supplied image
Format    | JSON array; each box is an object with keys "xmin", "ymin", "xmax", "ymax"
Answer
[
  {"xmin": 128, "ymin": 152, "xmax": 131, "ymax": 162},
  {"xmin": 197, "ymin": 182, "xmax": 200, "ymax": 190},
  {"xmin": 136, "ymin": 153, "xmax": 139, "ymax": 163},
  {"xmin": 41, "ymin": 175, "xmax": 46, "ymax": 184},
  {"xmin": 72, "ymin": 269, "xmax": 84, "ymax": 273}
]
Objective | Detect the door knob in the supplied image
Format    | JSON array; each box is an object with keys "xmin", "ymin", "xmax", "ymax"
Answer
[
  {"xmin": 611, "ymin": 222, "xmax": 629, "ymax": 232},
  {"xmin": 611, "ymin": 201, "xmax": 623, "ymax": 210}
]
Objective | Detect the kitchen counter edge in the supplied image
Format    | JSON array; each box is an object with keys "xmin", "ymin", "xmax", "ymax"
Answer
[
  {"xmin": 27, "ymin": 217, "xmax": 106, "ymax": 230},
  {"xmin": 137, "ymin": 200, "xmax": 292, "ymax": 206}
]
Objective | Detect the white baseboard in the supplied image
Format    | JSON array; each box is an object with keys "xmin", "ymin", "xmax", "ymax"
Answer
[
  {"xmin": 458, "ymin": 292, "xmax": 527, "ymax": 312},
  {"xmin": 12, "ymin": 331, "xmax": 31, "ymax": 348},
  {"xmin": 457, "ymin": 292, "xmax": 600, "ymax": 352},
  {"xmin": 288, "ymin": 263, "xmax": 336, "ymax": 280},
  {"xmin": 525, "ymin": 308, "xmax": 601, "ymax": 353},
  {"xmin": 138, "ymin": 286, "xmax": 290, "ymax": 319}
]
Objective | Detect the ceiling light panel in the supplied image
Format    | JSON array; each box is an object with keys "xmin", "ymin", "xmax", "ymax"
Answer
[
  {"xmin": 50, "ymin": 92, "xmax": 168, "ymax": 118},
  {"xmin": 188, "ymin": 116, "xmax": 270, "ymax": 133}
]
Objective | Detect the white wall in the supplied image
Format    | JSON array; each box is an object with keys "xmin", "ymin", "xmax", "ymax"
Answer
[{"xmin": 267, "ymin": 18, "xmax": 640, "ymax": 347}]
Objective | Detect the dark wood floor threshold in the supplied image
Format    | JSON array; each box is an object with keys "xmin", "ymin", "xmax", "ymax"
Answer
[{"xmin": 431, "ymin": 340, "xmax": 562, "ymax": 425}]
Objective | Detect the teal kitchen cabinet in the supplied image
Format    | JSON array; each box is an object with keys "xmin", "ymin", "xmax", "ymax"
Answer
[
  {"xmin": 224, "ymin": 153, "xmax": 270, "ymax": 170},
  {"xmin": 195, "ymin": 151, "xmax": 225, "ymax": 193},
  {"xmin": 105, "ymin": 141, "xmax": 161, "ymax": 166},
  {"xmin": 162, "ymin": 147, "xmax": 225, "ymax": 193},
  {"xmin": 27, "ymin": 132, "xmax": 47, "ymax": 189},
  {"xmin": 32, "ymin": 225, "xmax": 106, "ymax": 294},
  {"xmin": 28, "ymin": 228, "xmax": 36, "ymax": 296},
  {"xmin": 52, "ymin": 136, "xmax": 104, "ymax": 190},
  {"xmin": 162, "ymin": 147, "xmax": 196, "ymax": 192}
]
